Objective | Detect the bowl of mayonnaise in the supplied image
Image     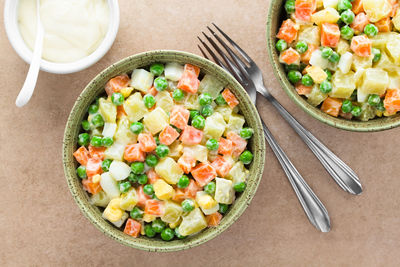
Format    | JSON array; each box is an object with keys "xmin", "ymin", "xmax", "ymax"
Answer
[{"xmin": 4, "ymin": 0, "xmax": 120, "ymax": 74}]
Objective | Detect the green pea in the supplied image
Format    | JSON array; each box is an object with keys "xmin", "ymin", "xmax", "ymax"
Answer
[
  {"xmin": 150, "ymin": 63, "xmax": 164, "ymax": 76},
  {"xmin": 154, "ymin": 136, "xmax": 160, "ymax": 145},
  {"xmin": 201, "ymin": 104, "xmax": 214, "ymax": 117},
  {"xmin": 144, "ymin": 224, "xmax": 156, "ymax": 237},
  {"xmin": 239, "ymin": 150, "xmax": 253, "ymax": 165},
  {"xmin": 138, "ymin": 174, "xmax": 148, "ymax": 185},
  {"xmin": 239, "ymin": 127, "xmax": 254, "ymax": 140},
  {"xmin": 119, "ymin": 181, "xmax": 131, "ymax": 193},
  {"xmin": 341, "ymin": 99, "xmax": 353, "ymax": 113},
  {"xmin": 301, "ymin": 74, "xmax": 314, "ymax": 86},
  {"xmin": 181, "ymin": 199, "xmax": 195, "ymax": 212},
  {"xmin": 328, "ymin": 52, "xmax": 340, "ymax": 63},
  {"xmin": 143, "ymin": 184, "xmax": 154, "ymax": 196},
  {"xmin": 161, "ymin": 228, "xmax": 175, "ymax": 241},
  {"xmin": 177, "ymin": 175, "xmax": 190, "ymax": 189},
  {"xmin": 284, "ymin": 0, "xmax": 296, "ymax": 13},
  {"xmin": 145, "ymin": 154, "xmax": 158, "ymax": 167},
  {"xmin": 295, "ymin": 41, "xmax": 308, "ymax": 54},
  {"xmin": 191, "ymin": 115, "xmax": 206, "ymax": 129},
  {"xmin": 285, "ymin": 64, "xmax": 300, "ymax": 72},
  {"xmin": 189, "ymin": 110, "xmax": 200, "ymax": 119},
  {"xmin": 90, "ymin": 136, "xmax": 102, "ymax": 147},
  {"xmin": 101, "ymin": 137, "xmax": 114, "ymax": 147},
  {"xmin": 338, "ymin": 0, "xmax": 352, "ymax": 12},
  {"xmin": 152, "ymin": 219, "xmax": 166, "ymax": 233},
  {"xmin": 78, "ymin": 133, "xmax": 90, "ymax": 146},
  {"xmin": 101, "ymin": 159, "xmax": 113, "ymax": 172},
  {"xmin": 204, "ymin": 182, "xmax": 216, "ymax": 195},
  {"xmin": 172, "ymin": 89, "xmax": 185, "ymax": 101},
  {"xmin": 175, "ymin": 228, "xmax": 186, "ymax": 239},
  {"xmin": 76, "ymin": 165, "xmax": 87, "ymax": 179},
  {"xmin": 341, "ymin": 9, "xmax": 355, "ymax": 24},
  {"xmin": 321, "ymin": 47, "xmax": 333, "ymax": 59},
  {"xmin": 206, "ymin": 139, "xmax": 219, "ymax": 151},
  {"xmin": 320, "ymin": 80, "xmax": 333, "ymax": 94},
  {"xmin": 154, "ymin": 77, "xmax": 168, "ymax": 91},
  {"xmin": 340, "ymin": 25, "xmax": 354, "ymax": 40},
  {"xmin": 131, "ymin": 162, "xmax": 144, "ymax": 174},
  {"xmin": 199, "ymin": 93, "xmax": 213, "ymax": 106},
  {"xmin": 128, "ymin": 172, "xmax": 138, "ymax": 183},
  {"xmin": 364, "ymin": 24, "xmax": 378, "ymax": 37},
  {"xmin": 299, "ymin": 63, "xmax": 307, "ymax": 72},
  {"xmin": 143, "ymin": 94, "xmax": 156, "ymax": 109},
  {"xmin": 111, "ymin": 92, "xmax": 124, "ymax": 106},
  {"xmin": 215, "ymin": 94, "xmax": 227, "ymax": 105},
  {"xmin": 287, "ymin": 70, "xmax": 302, "ymax": 84},
  {"xmin": 351, "ymin": 106, "xmax": 362, "ymax": 117},
  {"xmin": 233, "ymin": 182, "xmax": 247, "ymax": 193},
  {"xmin": 372, "ymin": 48, "xmax": 381, "ymax": 63},
  {"xmin": 325, "ymin": 70, "xmax": 332, "ymax": 81},
  {"xmin": 91, "ymin": 114, "xmax": 104, "ymax": 128},
  {"xmin": 368, "ymin": 94, "xmax": 381, "ymax": 106},
  {"xmin": 130, "ymin": 207, "xmax": 144, "ymax": 219},
  {"xmin": 219, "ymin": 204, "xmax": 229, "ymax": 214},
  {"xmin": 276, "ymin": 39, "xmax": 288, "ymax": 52},
  {"xmin": 81, "ymin": 120, "xmax": 90, "ymax": 131},
  {"xmin": 377, "ymin": 100, "xmax": 386, "ymax": 111},
  {"xmin": 88, "ymin": 104, "xmax": 99, "ymax": 114},
  {"xmin": 130, "ymin": 122, "xmax": 144, "ymax": 134},
  {"xmin": 156, "ymin": 144, "xmax": 169, "ymax": 158}
]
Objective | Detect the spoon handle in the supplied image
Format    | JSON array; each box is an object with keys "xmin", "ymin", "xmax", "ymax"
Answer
[
  {"xmin": 261, "ymin": 120, "xmax": 331, "ymax": 232},
  {"xmin": 16, "ymin": 0, "xmax": 44, "ymax": 107}
]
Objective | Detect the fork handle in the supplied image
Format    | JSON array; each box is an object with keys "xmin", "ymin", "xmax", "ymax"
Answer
[
  {"xmin": 260, "ymin": 87, "xmax": 362, "ymax": 195},
  {"xmin": 262, "ymin": 120, "xmax": 331, "ymax": 232}
]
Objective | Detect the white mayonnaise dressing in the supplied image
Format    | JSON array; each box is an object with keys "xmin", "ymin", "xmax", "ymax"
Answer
[{"xmin": 18, "ymin": 0, "xmax": 110, "ymax": 63}]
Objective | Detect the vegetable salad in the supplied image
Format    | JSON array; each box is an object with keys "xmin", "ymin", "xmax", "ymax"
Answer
[
  {"xmin": 73, "ymin": 62, "xmax": 254, "ymax": 241},
  {"xmin": 276, "ymin": 0, "xmax": 400, "ymax": 121}
]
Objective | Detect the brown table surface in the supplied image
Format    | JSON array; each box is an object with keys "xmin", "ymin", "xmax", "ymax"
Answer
[{"xmin": 1, "ymin": 0, "xmax": 400, "ymax": 266}]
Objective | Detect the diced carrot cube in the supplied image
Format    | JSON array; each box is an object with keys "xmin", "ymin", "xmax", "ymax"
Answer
[
  {"xmin": 351, "ymin": 35, "xmax": 372, "ymax": 57},
  {"xmin": 280, "ymin": 48, "xmax": 301, "ymax": 65},
  {"xmin": 218, "ymin": 137, "xmax": 233, "ymax": 156},
  {"xmin": 172, "ymin": 179, "xmax": 201, "ymax": 202},
  {"xmin": 180, "ymin": 126, "xmax": 203, "ymax": 145},
  {"xmin": 148, "ymin": 86, "xmax": 158, "ymax": 96},
  {"xmin": 82, "ymin": 176, "xmax": 102, "ymax": 195},
  {"xmin": 117, "ymin": 105, "xmax": 127, "ymax": 119},
  {"xmin": 88, "ymin": 145, "xmax": 106, "ymax": 160},
  {"xmin": 227, "ymin": 131, "xmax": 247, "ymax": 157},
  {"xmin": 124, "ymin": 218, "xmax": 141, "ymax": 237},
  {"xmin": 138, "ymin": 133, "xmax": 157, "ymax": 152},
  {"xmin": 321, "ymin": 97, "xmax": 343, "ymax": 117},
  {"xmin": 321, "ymin": 23, "xmax": 340, "ymax": 48},
  {"xmin": 177, "ymin": 64, "xmax": 200, "ymax": 94},
  {"xmin": 211, "ymin": 156, "xmax": 233, "ymax": 177},
  {"xmin": 384, "ymin": 89, "xmax": 400, "ymax": 114},
  {"xmin": 145, "ymin": 199, "xmax": 165, "ymax": 216},
  {"xmin": 351, "ymin": 12, "xmax": 369, "ymax": 33},
  {"xmin": 221, "ymin": 88, "xmax": 239, "ymax": 109},
  {"xmin": 124, "ymin": 144, "xmax": 146, "ymax": 162},
  {"xmin": 206, "ymin": 212, "xmax": 223, "ymax": 227},
  {"xmin": 86, "ymin": 158, "xmax": 102, "ymax": 178},
  {"xmin": 170, "ymin": 105, "xmax": 190, "ymax": 130},
  {"xmin": 295, "ymin": 0, "xmax": 317, "ymax": 22},
  {"xmin": 295, "ymin": 83, "xmax": 313, "ymax": 96},
  {"xmin": 352, "ymin": 0, "xmax": 364, "ymax": 15},
  {"xmin": 147, "ymin": 169, "xmax": 160, "ymax": 184},
  {"xmin": 301, "ymin": 44, "xmax": 317, "ymax": 64},
  {"xmin": 159, "ymin": 125, "xmax": 180, "ymax": 146},
  {"xmin": 136, "ymin": 185, "xmax": 151, "ymax": 208},
  {"xmin": 105, "ymin": 74, "xmax": 130, "ymax": 96},
  {"xmin": 276, "ymin": 19, "xmax": 299, "ymax": 44},
  {"xmin": 178, "ymin": 153, "xmax": 197, "ymax": 174},
  {"xmin": 191, "ymin": 162, "xmax": 217, "ymax": 187},
  {"xmin": 375, "ymin": 17, "xmax": 392, "ymax": 32},
  {"xmin": 390, "ymin": 0, "xmax": 399, "ymax": 17},
  {"xmin": 73, "ymin": 146, "xmax": 90, "ymax": 166}
]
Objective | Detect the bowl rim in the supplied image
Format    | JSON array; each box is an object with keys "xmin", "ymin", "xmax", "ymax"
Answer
[
  {"xmin": 3, "ymin": 0, "xmax": 120, "ymax": 74},
  {"xmin": 62, "ymin": 50, "xmax": 266, "ymax": 252},
  {"xmin": 265, "ymin": 0, "xmax": 400, "ymax": 132}
]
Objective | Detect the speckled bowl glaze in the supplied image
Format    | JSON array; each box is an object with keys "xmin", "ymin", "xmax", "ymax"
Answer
[
  {"xmin": 266, "ymin": 0, "xmax": 400, "ymax": 132},
  {"xmin": 63, "ymin": 50, "xmax": 266, "ymax": 252}
]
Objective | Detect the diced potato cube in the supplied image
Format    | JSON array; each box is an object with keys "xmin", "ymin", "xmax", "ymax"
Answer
[
  {"xmin": 153, "ymin": 179, "xmax": 175, "ymax": 200},
  {"xmin": 215, "ymin": 106, "xmax": 233, "ymax": 122},
  {"xmin": 104, "ymin": 142, "xmax": 125, "ymax": 161},
  {"xmin": 169, "ymin": 217, "xmax": 182, "ymax": 229},
  {"xmin": 168, "ymin": 140, "xmax": 183, "ymax": 160},
  {"xmin": 199, "ymin": 74, "xmax": 225, "ymax": 99},
  {"xmin": 374, "ymin": 51, "xmax": 400, "ymax": 72},
  {"xmin": 306, "ymin": 65, "xmax": 328, "ymax": 83},
  {"xmin": 99, "ymin": 98, "xmax": 117, "ymax": 123},
  {"xmin": 177, "ymin": 208, "xmax": 207, "ymax": 236},
  {"xmin": 306, "ymin": 85, "xmax": 328, "ymax": 106},
  {"xmin": 363, "ymin": 0, "xmax": 391, "ymax": 23},
  {"xmin": 120, "ymin": 188, "xmax": 138, "ymax": 211},
  {"xmin": 165, "ymin": 62, "xmax": 184, "ymax": 81},
  {"xmin": 386, "ymin": 34, "xmax": 400, "ymax": 64},
  {"xmin": 196, "ymin": 191, "xmax": 219, "ymax": 215},
  {"xmin": 298, "ymin": 26, "xmax": 320, "ymax": 46},
  {"xmin": 388, "ymin": 73, "xmax": 400, "ymax": 89},
  {"xmin": 183, "ymin": 145, "xmax": 208, "ymax": 163},
  {"xmin": 330, "ymin": 71, "xmax": 356, "ymax": 98},
  {"xmin": 352, "ymin": 55, "xmax": 373, "ymax": 71},
  {"xmin": 310, "ymin": 49, "xmax": 330, "ymax": 69},
  {"xmin": 143, "ymin": 214, "xmax": 157, "ymax": 222},
  {"xmin": 161, "ymin": 201, "xmax": 183, "ymax": 224},
  {"xmin": 337, "ymin": 52, "xmax": 353, "ymax": 74},
  {"xmin": 109, "ymin": 160, "xmax": 131, "ymax": 181},
  {"xmin": 102, "ymin": 198, "xmax": 124, "ymax": 222},
  {"xmin": 120, "ymin": 87, "xmax": 133, "ymax": 98},
  {"xmin": 100, "ymin": 172, "xmax": 120, "ymax": 199},
  {"xmin": 357, "ymin": 89, "xmax": 369, "ymax": 103},
  {"xmin": 214, "ymin": 178, "xmax": 235, "ymax": 204},
  {"xmin": 123, "ymin": 92, "xmax": 149, "ymax": 123},
  {"xmin": 102, "ymin": 122, "xmax": 117, "ymax": 138},
  {"xmin": 130, "ymin": 69, "xmax": 154, "ymax": 93},
  {"xmin": 311, "ymin": 7, "xmax": 340, "ymax": 25},
  {"xmin": 323, "ymin": 0, "xmax": 339, "ymax": 8},
  {"xmin": 155, "ymin": 157, "xmax": 183, "ymax": 184},
  {"xmin": 155, "ymin": 90, "xmax": 174, "ymax": 113},
  {"xmin": 143, "ymin": 107, "xmax": 169, "ymax": 135},
  {"xmin": 183, "ymin": 93, "xmax": 201, "ymax": 110},
  {"xmin": 111, "ymin": 212, "xmax": 128, "ymax": 228},
  {"xmin": 227, "ymin": 161, "xmax": 247, "ymax": 184},
  {"xmin": 393, "ymin": 8, "xmax": 400, "ymax": 31},
  {"xmin": 204, "ymin": 112, "xmax": 227, "ymax": 139},
  {"xmin": 371, "ymin": 33, "xmax": 396, "ymax": 49},
  {"xmin": 224, "ymin": 114, "xmax": 245, "ymax": 135},
  {"xmin": 336, "ymin": 39, "xmax": 350, "ymax": 55},
  {"xmin": 114, "ymin": 116, "xmax": 137, "ymax": 145},
  {"xmin": 359, "ymin": 68, "xmax": 389, "ymax": 95},
  {"xmin": 354, "ymin": 68, "xmax": 365, "ymax": 88},
  {"xmin": 90, "ymin": 191, "xmax": 110, "ymax": 207}
]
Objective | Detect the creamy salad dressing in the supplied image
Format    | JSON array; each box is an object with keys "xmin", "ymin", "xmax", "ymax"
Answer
[{"xmin": 18, "ymin": 0, "xmax": 110, "ymax": 63}]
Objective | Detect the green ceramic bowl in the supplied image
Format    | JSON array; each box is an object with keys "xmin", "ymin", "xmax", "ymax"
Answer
[
  {"xmin": 266, "ymin": 0, "xmax": 400, "ymax": 132},
  {"xmin": 63, "ymin": 50, "xmax": 266, "ymax": 252}
]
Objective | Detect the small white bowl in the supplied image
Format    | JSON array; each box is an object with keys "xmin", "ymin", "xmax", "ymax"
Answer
[{"xmin": 3, "ymin": 0, "xmax": 120, "ymax": 74}]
